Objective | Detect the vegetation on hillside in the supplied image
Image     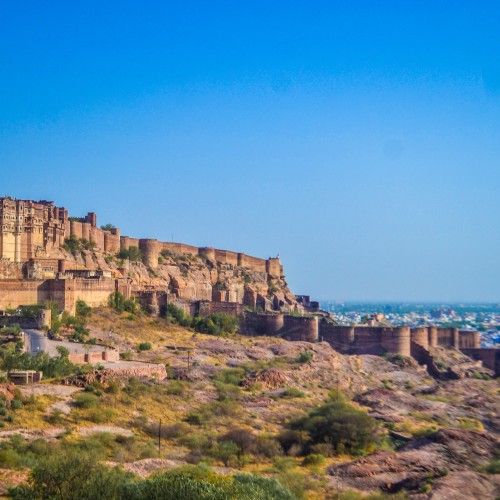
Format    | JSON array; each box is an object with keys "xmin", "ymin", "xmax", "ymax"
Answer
[
  {"xmin": 8, "ymin": 448, "xmax": 294, "ymax": 500},
  {"xmin": 165, "ymin": 304, "xmax": 239, "ymax": 336}
]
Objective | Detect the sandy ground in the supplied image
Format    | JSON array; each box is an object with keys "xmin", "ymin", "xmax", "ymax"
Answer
[
  {"xmin": 79, "ymin": 425, "xmax": 133, "ymax": 436},
  {"xmin": 21, "ymin": 384, "xmax": 82, "ymax": 415}
]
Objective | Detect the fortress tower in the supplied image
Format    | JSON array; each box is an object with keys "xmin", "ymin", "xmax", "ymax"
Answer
[{"xmin": 0, "ymin": 197, "xmax": 66, "ymax": 262}]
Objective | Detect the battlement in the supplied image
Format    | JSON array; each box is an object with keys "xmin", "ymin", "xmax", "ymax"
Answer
[
  {"xmin": 119, "ymin": 238, "xmax": 282, "ymax": 277},
  {"xmin": 242, "ymin": 314, "xmax": 485, "ymax": 361},
  {"xmin": 0, "ymin": 197, "xmax": 279, "ymax": 278}
]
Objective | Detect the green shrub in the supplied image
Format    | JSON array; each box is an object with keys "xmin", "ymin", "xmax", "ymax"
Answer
[
  {"xmin": 213, "ymin": 367, "xmax": 245, "ymax": 386},
  {"xmin": 75, "ymin": 299, "xmax": 92, "ymax": 319},
  {"xmin": 120, "ymin": 350, "xmax": 133, "ymax": 361},
  {"xmin": 291, "ymin": 394, "xmax": 378, "ymax": 455},
  {"xmin": 164, "ymin": 304, "xmax": 192, "ymax": 327},
  {"xmin": 108, "ymin": 292, "xmax": 140, "ymax": 314},
  {"xmin": 297, "ymin": 351, "xmax": 313, "ymax": 363},
  {"xmin": 279, "ymin": 388, "xmax": 306, "ymax": 399},
  {"xmin": 192, "ymin": 313, "xmax": 239, "ymax": 336},
  {"xmin": 185, "ymin": 412, "xmax": 205, "ymax": 426},
  {"xmin": 46, "ymin": 409, "xmax": 65, "ymax": 425},
  {"xmin": 302, "ymin": 453, "xmax": 326, "ymax": 466},
  {"xmin": 478, "ymin": 458, "xmax": 500, "ymax": 474},
  {"xmin": 138, "ymin": 342, "xmax": 152, "ymax": 351},
  {"xmin": 165, "ymin": 380, "xmax": 188, "ymax": 396},
  {"xmin": 0, "ymin": 344, "xmax": 77, "ymax": 379},
  {"xmin": 62, "ymin": 235, "xmax": 83, "ymax": 256},
  {"xmin": 10, "ymin": 399, "xmax": 23, "ymax": 410},
  {"xmin": 118, "ymin": 246, "xmax": 142, "ymax": 262},
  {"xmin": 212, "ymin": 440, "xmax": 240, "ymax": 467},
  {"xmin": 8, "ymin": 448, "xmax": 136, "ymax": 499},
  {"xmin": 74, "ymin": 392, "xmax": 100, "ymax": 409},
  {"xmin": 84, "ymin": 406, "xmax": 116, "ymax": 424}
]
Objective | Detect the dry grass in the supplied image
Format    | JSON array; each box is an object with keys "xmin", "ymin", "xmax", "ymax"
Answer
[{"xmin": 3, "ymin": 394, "xmax": 59, "ymax": 430}]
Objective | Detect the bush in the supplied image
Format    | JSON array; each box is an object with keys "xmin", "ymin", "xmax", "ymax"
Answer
[
  {"xmin": 118, "ymin": 246, "xmax": 142, "ymax": 262},
  {"xmin": 75, "ymin": 299, "xmax": 92, "ymax": 319},
  {"xmin": 219, "ymin": 428, "xmax": 256, "ymax": 457},
  {"xmin": 0, "ymin": 344, "xmax": 77, "ymax": 379},
  {"xmin": 212, "ymin": 440, "xmax": 240, "ymax": 467},
  {"xmin": 74, "ymin": 392, "xmax": 100, "ymax": 409},
  {"xmin": 108, "ymin": 292, "xmax": 140, "ymax": 314},
  {"xmin": 291, "ymin": 394, "xmax": 378, "ymax": 455},
  {"xmin": 192, "ymin": 313, "xmax": 239, "ymax": 336},
  {"xmin": 165, "ymin": 380, "xmax": 188, "ymax": 396},
  {"xmin": 213, "ymin": 367, "xmax": 245, "ymax": 386},
  {"xmin": 302, "ymin": 453, "xmax": 325, "ymax": 466},
  {"xmin": 120, "ymin": 351, "xmax": 133, "ymax": 361},
  {"xmin": 138, "ymin": 342, "xmax": 152, "ymax": 351},
  {"xmin": 84, "ymin": 407, "xmax": 116, "ymax": 424},
  {"xmin": 279, "ymin": 388, "xmax": 306, "ymax": 399},
  {"xmin": 297, "ymin": 351, "xmax": 313, "ymax": 363},
  {"xmin": 10, "ymin": 399, "xmax": 23, "ymax": 410},
  {"xmin": 254, "ymin": 435, "xmax": 283, "ymax": 459},
  {"xmin": 8, "ymin": 448, "xmax": 135, "ymax": 499},
  {"xmin": 62, "ymin": 235, "xmax": 83, "ymax": 256},
  {"xmin": 46, "ymin": 409, "xmax": 65, "ymax": 425},
  {"xmin": 146, "ymin": 422, "xmax": 190, "ymax": 440},
  {"xmin": 278, "ymin": 429, "xmax": 310, "ymax": 456},
  {"xmin": 164, "ymin": 304, "xmax": 192, "ymax": 327},
  {"xmin": 478, "ymin": 458, "xmax": 500, "ymax": 474}
]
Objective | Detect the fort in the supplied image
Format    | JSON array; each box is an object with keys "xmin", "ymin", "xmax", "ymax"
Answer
[
  {"xmin": 0, "ymin": 196, "xmax": 287, "ymax": 315},
  {"xmin": 240, "ymin": 312, "xmax": 499, "ymax": 376},
  {"xmin": 1, "ymin": 196, "xmax": 498, "ymax": 376}
]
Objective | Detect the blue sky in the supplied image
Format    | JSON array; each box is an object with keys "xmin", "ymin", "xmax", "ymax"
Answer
[{"xmin": 1, "ymin": 1, "xmax": 499, "ymax": 301}]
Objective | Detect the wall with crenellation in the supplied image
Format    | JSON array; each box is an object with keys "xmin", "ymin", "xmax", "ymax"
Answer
[{"xmin": 241, "ymin": 317, "xmax": 487, "ymax": 366}]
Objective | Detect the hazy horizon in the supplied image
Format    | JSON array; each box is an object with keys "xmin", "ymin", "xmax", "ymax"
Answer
[{"xmin": 1, "ymin": 2, "xmax": 499, "ymax": 302}]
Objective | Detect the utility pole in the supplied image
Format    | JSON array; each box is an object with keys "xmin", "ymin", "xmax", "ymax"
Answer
[
  {"xmin": 187, "ymin": 350, "xmax": 191, "ymax": 372},
  {"xmin": 158, "ymin": 419, "xmax": 161, "ymax": 458}
]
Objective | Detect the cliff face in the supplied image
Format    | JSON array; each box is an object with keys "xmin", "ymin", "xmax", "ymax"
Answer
[{"xmin": 60, "ymin": 247, "xmax": 297, "ymax": 312}]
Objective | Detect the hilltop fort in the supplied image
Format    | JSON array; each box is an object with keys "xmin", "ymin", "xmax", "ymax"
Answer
[
  {"xmin": 0, "ymin": 196, "xmax": 498, "ymax": 375},
  {"xmin": 0, "ymin": 196, "xmax": 291, "ymax": 315}
]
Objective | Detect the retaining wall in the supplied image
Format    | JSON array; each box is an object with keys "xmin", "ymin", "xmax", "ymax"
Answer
[
  {"xmin": 461, "ymin": 348, "xmax": 500, "ymax": 376},
  {"xmin": 282, "ymin": 316, "xmax": 318, "ymax": 342}
]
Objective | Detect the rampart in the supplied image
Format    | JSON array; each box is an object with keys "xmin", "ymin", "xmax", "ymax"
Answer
[
  {"xmin": 241, "ymin": 313, "xmax": 319, "ymax": 342},
  {"xmin": 1, "ymin": 197, "xmax": 286, "ymax": 316},
  {"xmin": 0, "ymin": 277, "xmax": 114, "ymax": 314},
  {"xmin": 461, "ymin": 348, "xmax": 500, "ymax": 376},
  {"xmin": 119, "ymin": 237, "xmax": 282, "ymax": 278},
  {"xmin": 241, "ymin": 316, "xmax": 493, "ymax": 371},
  {"xmin": 197, "ymin": 301, "xmax": 244, "ymax": 317}
]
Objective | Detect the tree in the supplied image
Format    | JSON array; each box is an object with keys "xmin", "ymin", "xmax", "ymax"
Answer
[
  {"xmin": 291, "ymin": 395, "xmax": 378, "ymax": 455},
  {"xmin": 9, "ymin": 449, "xmax": 135, "ymax": 500},
  {"xmin": 108, "ymin": 292, "xmax": 139, "ymax": 314},
  {"xmin": 75, "ymin": 299, "xmax": 92, "ymax": 319}
]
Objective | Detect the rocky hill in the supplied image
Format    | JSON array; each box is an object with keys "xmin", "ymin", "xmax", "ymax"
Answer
[
  {"xmin": 1, "ymin": 307, "xmax": 498, "ymax": 498},
  {"xmin": 61, "ymin": 246, "xmax": 297, "ymax": 311}
]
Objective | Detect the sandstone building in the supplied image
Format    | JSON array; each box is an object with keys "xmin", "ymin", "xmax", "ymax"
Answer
[
  {"xmin": 0, "ymin": 196, "xmax": 288, "ymax": 315},
  {"xmin": 1, "ymin": 196, "xmax": 497, "ymax": 376}
]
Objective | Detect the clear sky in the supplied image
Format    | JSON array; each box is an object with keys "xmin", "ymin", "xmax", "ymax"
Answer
[{"xmin": 1, "ymin": 1, "xmax": 499, "ymax": 302}]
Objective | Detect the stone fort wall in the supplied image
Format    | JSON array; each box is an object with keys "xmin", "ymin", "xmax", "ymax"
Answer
[
  {"xmin": 0, "ymin": 277, "xmax": 115, "ymax": 314},
  {"xmin": 0, "ymin": 197, "xmax": 283, "ymax": 281},
  {"xmin": 119, "ymin": 237, "xmax": 283, "ymax": 277},
  {"xmin": 241, "ymin": 314, "xmax": 484, "ymax": 359}
]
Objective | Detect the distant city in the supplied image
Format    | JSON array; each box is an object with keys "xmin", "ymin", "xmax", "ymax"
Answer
[{"xmin": 321, "ymin": 301, "xmax": 500, "ymax": 347}]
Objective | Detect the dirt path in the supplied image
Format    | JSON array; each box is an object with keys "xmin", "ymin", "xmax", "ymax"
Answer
[
  {"xmin": 0, "ymin": 427, "xmax": 65, "ymax": 441},
  {"xmin": 79, "ymin": 425, "xmax": 134, "ymax": 436},
  {"xmin": 20, "ymin": 384, "xmax": 82, "ymax": 415}
]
